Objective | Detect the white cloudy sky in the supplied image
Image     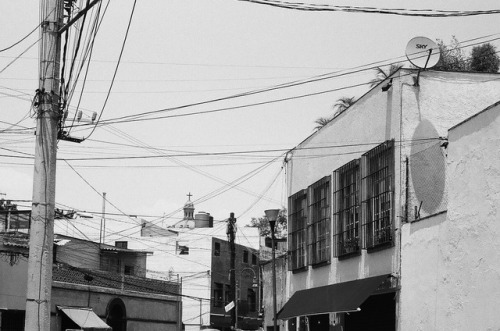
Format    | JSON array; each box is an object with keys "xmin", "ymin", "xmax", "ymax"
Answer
[{"xmin": 1, "ymin": 0, "xmax": 499, "ymax": 235}]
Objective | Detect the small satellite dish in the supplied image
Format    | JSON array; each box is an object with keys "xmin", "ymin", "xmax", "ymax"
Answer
[{"xmin": 405, "ymin": 36, "xmax": 440, "ymax": 69}]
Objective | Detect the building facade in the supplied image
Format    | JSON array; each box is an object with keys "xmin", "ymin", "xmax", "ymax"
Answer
[
  {"xmin": 400, "ymin": 101, "xmax": 500, "ymax": 330},
  {"xmin": 0, "ymin": 232, "xmax": 181, "ymax": 331},
  {"xmin": 210, "ymin": 237, "xmax": 261, "ymax": 331},
  {"xmin": 281, "ymin": 69, "xmax": 500, "ymax": 330}
]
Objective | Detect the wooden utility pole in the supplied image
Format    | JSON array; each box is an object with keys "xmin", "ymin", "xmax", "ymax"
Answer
[
  {"xmin": 227, "ymin": 213, "xmax": 237, "ymax": 329},
  {"xmin": 25, "ymin": 0, "xmax": 64, "ymax": 329}
]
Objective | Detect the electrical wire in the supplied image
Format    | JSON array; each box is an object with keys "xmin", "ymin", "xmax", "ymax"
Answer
[
  {"xmin": 0, "ymin": 38, "xmax": 41, "ymax": 76},
  {"xmin": 3, "ymin": 33, "xmax": 499, "ymax": 138},
  {"xmin": 236, "ymin": 0, "xmax": 500, "ymax": 17},
  {"xmin": 0, "ymin": 23, "xmax": 41, "ymax": 53},
  {"xmin": 83, "ymin": 0, "xmax": 137, "ymax": 140}
]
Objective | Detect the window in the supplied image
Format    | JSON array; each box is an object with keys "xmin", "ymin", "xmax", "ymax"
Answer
[
  {"xmin": 214, "ymin": 242, "xmax": 221, "ymax": 256},
  {"xmin": 243, "ymin": 250, "xmax": 249, "ymax": 263},
  {"xmin": 247, "ymin": 289, "xmax": 257, "ymax": 312},
  {"xmin": 308, "ymin": 176, "xmax": 331, "ymax": 265},
  {"xmin": 288, "ymin": 190, "xmax": 307, "ymax": 270},
  {"xmin": 115, "ymin": 241, "xmax": 128, "ymax": 249},
  {"xmin": 224, "ymin": 284, "xmax": 231, "ymax": 305},
  {"xmin": 177, "ymin": 242, "xmax": 189, "ymax": 255},
  {"xmin": 361, "ymin": 140, "xmax": 394, "ymax": 249},
  {"xmin": 1, "ymin": 310, "xmax": 25, "ymax": 330},
  {"xmin": 251, "ymin": 253, "xmax": 257, "ymax": 265},
  {"xmin": 124, "ymin": 265, "xmax": 134, "ymax": 275},
  {"xmin": 213, "ymin": 283, "xmax": 223, "ymax": 307},
  {"xmin": 334, "ymin": 160, "xmax": 361, "ymax": 257}
]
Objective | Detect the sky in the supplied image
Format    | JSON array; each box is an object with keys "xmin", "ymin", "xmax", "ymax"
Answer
[{"xmin": 1, "ymin": 0, "xmax": 500, "ymax": 237}]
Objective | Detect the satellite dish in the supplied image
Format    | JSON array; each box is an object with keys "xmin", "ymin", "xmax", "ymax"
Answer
[{"xmin": 405, "ymin": 36, "xmax": 440, "ymax": 69}]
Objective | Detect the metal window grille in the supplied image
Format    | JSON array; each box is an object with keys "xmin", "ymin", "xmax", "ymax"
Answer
[
  {"xmin": 333, "ymin": 159, "xmax": 361, "ymax": 257},
  {"xmin": 307, "ymin": 176, "xmax": 331, "ymax": 265},
  {"xmin": 224, "ymin": 284, "xmax": 231, "ymax": 305},
  {"xmin": 288, "ymin": 190, "xmax": 307, "ymax": 270},
  {"xmin": 115, "ymin": 241, "xmax": 128, "ymax": 249},
  {"xmin": 213, "ymin": 282, "xmax": 224, "ymax": 307},
  {"xmin": 361, "ymin": 140, "xmax": 394, "ymax": 249}
]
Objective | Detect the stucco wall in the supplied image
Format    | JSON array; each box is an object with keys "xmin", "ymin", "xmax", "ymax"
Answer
[
  {"xmin": 400, "ymin": 102, "xmax": 500, "ymax": 330},
  {"xmin": 0, "ymin": 257, "xmax": 28, "ymax": 309}
]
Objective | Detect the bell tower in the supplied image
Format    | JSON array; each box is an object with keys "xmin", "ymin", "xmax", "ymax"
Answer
[{"xmin": 183, "ymin": 192, "xmax": 194, "ymax": 220}]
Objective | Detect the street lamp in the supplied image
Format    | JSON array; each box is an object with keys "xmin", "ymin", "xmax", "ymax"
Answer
[{"xmin": 265, "ymin": 209, "xmax": 280, "ymax": 331}]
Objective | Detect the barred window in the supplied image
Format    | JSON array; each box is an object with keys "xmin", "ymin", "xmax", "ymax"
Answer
[
  {"xmin": 213, "ymin": 282, "xmax": 223, "ymax": 307},
  {"xmin": 333, "ymin": 160, "xmax": 360, "ymax": 257},
  {"xmin": 361, "ymin": 140, "xmax": 394, "ymax": 249},
  {"xmin": 214, "ymin": 242, "xmax": 221, "ymax": 256},
  {"xmin": 288, "ymin": 190, "xmax": 307, "ymax": 270},
  {"xmin": 224, "ymin": 284, "xmax": 231, "ymax": 305},
  {"xmin": 308, "ymin": 176, "xmax": 331, "ymax": 265}
]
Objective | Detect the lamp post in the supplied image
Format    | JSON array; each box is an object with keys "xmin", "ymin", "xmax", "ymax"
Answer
[
  {"xmin": 236, "ymin": 267, "xmax": 258, "ymax": 330},
  {"xmin": 265, "ymin": 209, "xmax": 280, "ymax": 331}
]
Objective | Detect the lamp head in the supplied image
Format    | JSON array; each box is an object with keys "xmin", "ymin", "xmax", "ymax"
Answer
[{"xmin": 265, "ymin": 209, "xmax": 280, "ymax": 234}]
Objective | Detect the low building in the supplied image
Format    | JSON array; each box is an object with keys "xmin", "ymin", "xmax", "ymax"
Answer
[{"xmin": 0, "ymin": 231, "xmax": 181, "ymax": 331}]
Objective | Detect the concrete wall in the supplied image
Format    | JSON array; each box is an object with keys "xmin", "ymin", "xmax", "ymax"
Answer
[
  {"xmin": 0, "ymin": 257, "xmax": 28, "ymax": 309},
  {"xmin": 261, "ymin": 254, "xmax": 287, "ymax": 330},
  {"xmin": 52, "ymin": 282, "xmax": 179, "ymax": 331},
  {"xmin": 400, "ymin": 102, "xmax": 500, "ymax": 330}
]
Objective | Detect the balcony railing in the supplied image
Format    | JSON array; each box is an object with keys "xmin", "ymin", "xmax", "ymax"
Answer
[
  {"xmin": 335, "ymin": 231, "xmax": 360, "ymax": 257},
  {"xmin": 364, "ymin": 222, "xmax": 393, "ymax": 249}
]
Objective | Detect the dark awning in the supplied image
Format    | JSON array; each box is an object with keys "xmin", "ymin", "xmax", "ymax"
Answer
[
  {"xmin": 58, "ymin": 306, "xmax": 111, "ymax": 330},
  {"xmin": 277, "ymin": 274, "xmax": 389, "ymax": 320}
]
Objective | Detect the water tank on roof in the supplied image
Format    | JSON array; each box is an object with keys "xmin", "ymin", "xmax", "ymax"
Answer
[{"xmin": 194, "ymin": 212, "xmax": 212, "ymax": 228}]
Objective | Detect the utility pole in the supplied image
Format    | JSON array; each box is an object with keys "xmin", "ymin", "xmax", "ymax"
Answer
[
  {"xmin": 227, "ymin": 213, "xmax": 237, "ymax": 329},
  {"xmin": 25, "ymin": 0, "xmax": 64, "ymax": 329}
]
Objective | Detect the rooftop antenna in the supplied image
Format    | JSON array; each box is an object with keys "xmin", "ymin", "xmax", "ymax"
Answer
[{"xmin": 405, "ymin": 36, "xmax": 441, "ymax": 86}]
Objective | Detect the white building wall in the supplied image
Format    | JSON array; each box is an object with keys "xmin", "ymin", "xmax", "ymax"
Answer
[
  {"xmin": 287, "ymin": 70, "xmax": 500, "ymax": 328},
  {"xmin": 400, "ymin": 102, "xmax": 500, "ymax": 330}
]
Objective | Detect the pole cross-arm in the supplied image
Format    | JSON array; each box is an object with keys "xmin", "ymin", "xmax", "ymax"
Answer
[{"xmin": 58, "ymin": 0, "xmax": 101, "ymax": 34}]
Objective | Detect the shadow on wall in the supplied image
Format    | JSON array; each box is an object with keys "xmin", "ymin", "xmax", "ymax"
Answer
[{"xmin": 410, "ymin": 119, "xmax": 446, "ymax": 218}]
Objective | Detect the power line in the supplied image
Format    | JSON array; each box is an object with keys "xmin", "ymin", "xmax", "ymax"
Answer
[
  {"xmin": 68, "ymin": 34, "xmax": 500, "ymax": 129},
  {"xmin": 2, "ymin": 33, "xmax": 499, "ymax": 138},
  {"xmin": 83, "ymin": 0, "xmax": 137, "ymax": 140},
  {"xmin": 0, "ymin": 23, "xmax": 41, "ymax": 53},
  {"xmin": 0, "ymin": 137, "xmax": 442, "ymax": 162},
  {"xmin": 236, "ymin": 0, "xmax": 500, "ymax": 17}
]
